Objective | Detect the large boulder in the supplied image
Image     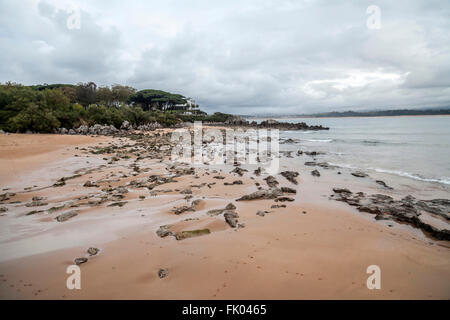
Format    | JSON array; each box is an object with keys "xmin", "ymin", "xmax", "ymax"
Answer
[{"xmin": 120, "ymin": 120, "xmax": 131, "ymax": 130}]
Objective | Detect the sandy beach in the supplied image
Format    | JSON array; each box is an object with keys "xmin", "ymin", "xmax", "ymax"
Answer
[{"xmin": 0, "ymin": 131, "xmax": 449, "ymax": 299}]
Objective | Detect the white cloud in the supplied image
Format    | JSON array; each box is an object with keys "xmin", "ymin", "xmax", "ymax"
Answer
[{"xmin": 0, "ymin": 0, "xmax": 449, "ymax": 114}]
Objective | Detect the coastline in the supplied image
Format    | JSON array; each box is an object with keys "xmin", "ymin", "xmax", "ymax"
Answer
[
  {"xmin": 0, "ymin": 131, "xmax": 449, "ymax": 299},
  {"xmin": 247, "ymin": 114, "xmax": 450, "ymax": 120}
]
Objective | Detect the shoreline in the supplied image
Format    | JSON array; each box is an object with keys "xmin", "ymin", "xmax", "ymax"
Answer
[{"xmin": 0, "ymin": 131, "xmax": 449, "ymax": 299}]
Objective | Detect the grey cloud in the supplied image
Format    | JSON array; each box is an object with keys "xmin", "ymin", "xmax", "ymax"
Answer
[{"xmin": 1, "ymin": 0, "xmax": 449, "ymax": 114}]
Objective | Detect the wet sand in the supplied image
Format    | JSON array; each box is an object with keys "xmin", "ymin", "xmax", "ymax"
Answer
[{"xmin": 0, "ymin": 132, "xmax": 449, "ymax": 299}]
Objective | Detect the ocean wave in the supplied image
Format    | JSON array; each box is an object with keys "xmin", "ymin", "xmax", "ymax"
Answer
[
  {"xmin": 303, "ymin": 139, "xmax": 333, "ymax": 143},
  {"xmin": 327, "ymin": 162, "xmax": 450, "ymax": 186},
  {"xmin": 329, "ymin": 138, "xmax": 408, "ymax": 146},
  {"xmin": 369, "ymin": 168, "xmax": 450, "ymax": 186}
]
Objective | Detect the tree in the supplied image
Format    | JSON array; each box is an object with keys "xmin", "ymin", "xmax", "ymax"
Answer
[
  {"xmin": 75, "ymin": 82, "xmax": 97, "ymax": 107},
  {"xmin": 96, "ymin": 86, "xmax": 113, "ymax": 106},
  {"xmin": 128, "ymin": 89, "xmax": 187, "ymax": 111},
  {"xmin": 111, "ymin": 85, "xmax": 136, "ymax": 105}
]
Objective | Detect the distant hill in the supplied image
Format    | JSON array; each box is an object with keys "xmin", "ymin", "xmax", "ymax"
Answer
[{"xmin": 243, "ymin": 107, "xmax": 450, "ymax": 118}]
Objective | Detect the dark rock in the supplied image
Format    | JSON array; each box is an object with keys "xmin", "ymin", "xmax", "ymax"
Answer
[
  {"xmin": 230, "ymin": 167, "xmax": 248, "ymax": 176},
  {"xmin": 271, "ymin": 204, "xmax": 286, "ymax": 208},
  {"xmin": 225, "ymin": 203, "xmax": 236, "ymax": 210},
  {"xmin": 281, "ymin": 187, "xmax": 296, "ymax": 194},
  {"xmin": 311, "ymin": 170, "xmax": 321, "ymax": 177},
  {"xmin": 25, "ymin": 200, "xmax": 48, "ymax": 207},
  {"xmin": 264, "ymin": 175, "xmax": 279, "ymax": 188},
  {"xmin": 87, "ymin": 247, "xmax": 99, "ymax": 256},
  {"xmin": 331, "ymin": 189, "xmax": 450, "ymax": 240},
  {"xmin": 332, "ymin": 188, "xmax": 352, "ymax": 194},
  {"xmin": 236, "ymin": 188, "xmax": 283, "ymax": 201},
  {"xmin": 175, "ymin": 229, "xmax": 211, "ymax": 240},
  {"xmin": 158, "ymin": 268, "xmax": 168, "ymax": 278},
  {"xmin": 275, "ymin": 197, "xmax": 295, "ymax": 202},
  {"xmin": 256, "ymin": 210, "xmax": 268, "ymax": 217},
  {"xmin": 224, "ymin": 180, "xmax": 243, "ymax": 186},
  {"xmin": 74, "ymin": 257, "xmax": 88, "ymax": 265},
  {"xmin": 375, "ymin": 214, "xmax": 392, "ymax": 221},
  {"xmin": 83, "ymin": 180, "xmax": 98, "ymax": 187},
  {"xmin": 376, "ymin": 180, "xmax": 393, "ymax": 189},
  {"xmin": 280, "ymin": 171, "xmax": 299, "ymax": 184},
  {"xmin": 156, "ymin": 225, "xmax": 174, "ymax": 238},
  {"xmin": 351, "ymin": 171, "xmax": 368, "ymax": 178},
  {"xmin": 56, "ymin": 211, "xmax": 78, "ymax": 222},
  {"xmin": 173, "ymin": 205, "xmax": 195, "ymax": 215},
  {"xmin": 107, "ymin": 201, "xmax": 127, "ymax": 207},
  {"xmin": 224, "ymin": 211, "xmax": 239, "ymax": 227}
]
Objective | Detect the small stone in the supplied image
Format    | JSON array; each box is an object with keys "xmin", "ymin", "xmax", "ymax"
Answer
[
  {"xmin": 74, "ymin": 257, "xmax": 88, "ymax": 265},
  {"xmin": 87, "ymin": 247, "xmax": 99, "ymax": 256},
  {"xmin": 311, "ymin": 170, "xmax": 321, "ymax": 177},
  {"xmin": 351, "ymin": 171, "xmax": 368, "ymax": 178},
  {"xmin": 158, "ymin": 268, "xmax": 168, "ymax": 279}
]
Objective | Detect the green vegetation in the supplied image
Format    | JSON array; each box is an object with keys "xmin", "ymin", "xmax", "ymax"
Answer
[
  {"xmin": 175, "ymin": 229, "xmax": 211, "ymax": 240},
  {"xmin": 0, "ymin": 82, "xmax": 233, "ymax": 133}
]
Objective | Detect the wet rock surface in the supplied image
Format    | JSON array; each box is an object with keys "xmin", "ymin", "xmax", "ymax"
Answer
[
  {"xmin": 311, "ymin": 170, "xmax": 321, "ymax": 177},
  {"xmin": 236, "ymin": 189, "xmax": 283, "ymax": 201},
  {"xmin": 280, "ymin": 171, "xmax": 299, "ymax": 184},
  {"xmin": 87, "ymin": 247, "xmax": 100, "ymax": 256},
  {"xmin": 224, "ymin": 211, "xmax": 239, "ymax": 228},
  {"xmin": 156, "ymin": 225, "xmax": 174, "ymax": 238},
  {"xmin": 219, "ymin": 118, "xmax": 329, "ymax": 131},
  {"xmin": 175, "ymin": 229, "xmax": 211, "ymax": 240},
  {"xmin": 331, "ymin": 189, "xmax": 450, "ymax": 240},
  {"xmin": 74, "ymin": 257, "xmax": 88, "ymax": 265},
  {"xmin": 55, "ymin": 211, "xmax": 78, "ymax": 222},
  {"xmin": 264, "ymin": 176, "xmax": 279, "ymax": 188},
  {"xmin": 351, "ymin": 171, "xmax": 368, "ymax": 178}
]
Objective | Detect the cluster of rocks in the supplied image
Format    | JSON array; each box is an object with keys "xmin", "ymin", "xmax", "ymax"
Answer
[
  {"xmin": 206, "ymin": 203, "xmax": 241, "ymax": 228},
  {"xmin": 331, "ymin": 188, "xmax": 450, "ymax": 240},
  {"xmin": 219, "ymin": 117, "xmax": 329, "ymax": 131},
  {"xmin": 56, "ymin": 121, "xmax": 164, "ymax": 136}
]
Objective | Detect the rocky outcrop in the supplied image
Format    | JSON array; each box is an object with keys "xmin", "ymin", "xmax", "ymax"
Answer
[
  {"xmin": 224, "ymin": 211, "xmax": 239, "ymax": 227},
  {"xmin": 331, "ymin": 189, "xmax": 450, "ymax": 240},
  {"xmin": 213, "ymin": 118, "xmax": 329, "ymax": 131},
  {"xmin": 257, "ymin": 119, "xmax": 329, "ymax": 131},
  {"xmin": 264, "ymin": 176, "xmax": 279, "ymax": 188},
  {"xmin": 56, "ymin": 120, "xmax": 164, "ymax": 136},
  {"xmin": 156, "ymin": 225, "xmax": 174, "ymax": 238},
  {"xmin": 280, "ymin": 187, "xmax": 296, "ymax": 194},
  {"xmin": 236, "ymin": 188, "xmax": 283, "ymax": 201},
  {"xmin": 280, "ymin": 171, "xmax": 299, "ymax": 184}
]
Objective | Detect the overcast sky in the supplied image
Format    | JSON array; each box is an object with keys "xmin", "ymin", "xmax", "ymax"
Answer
[{"xmin": 1, "ymin": 0, "xmax": 449, "ymax": 114}]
